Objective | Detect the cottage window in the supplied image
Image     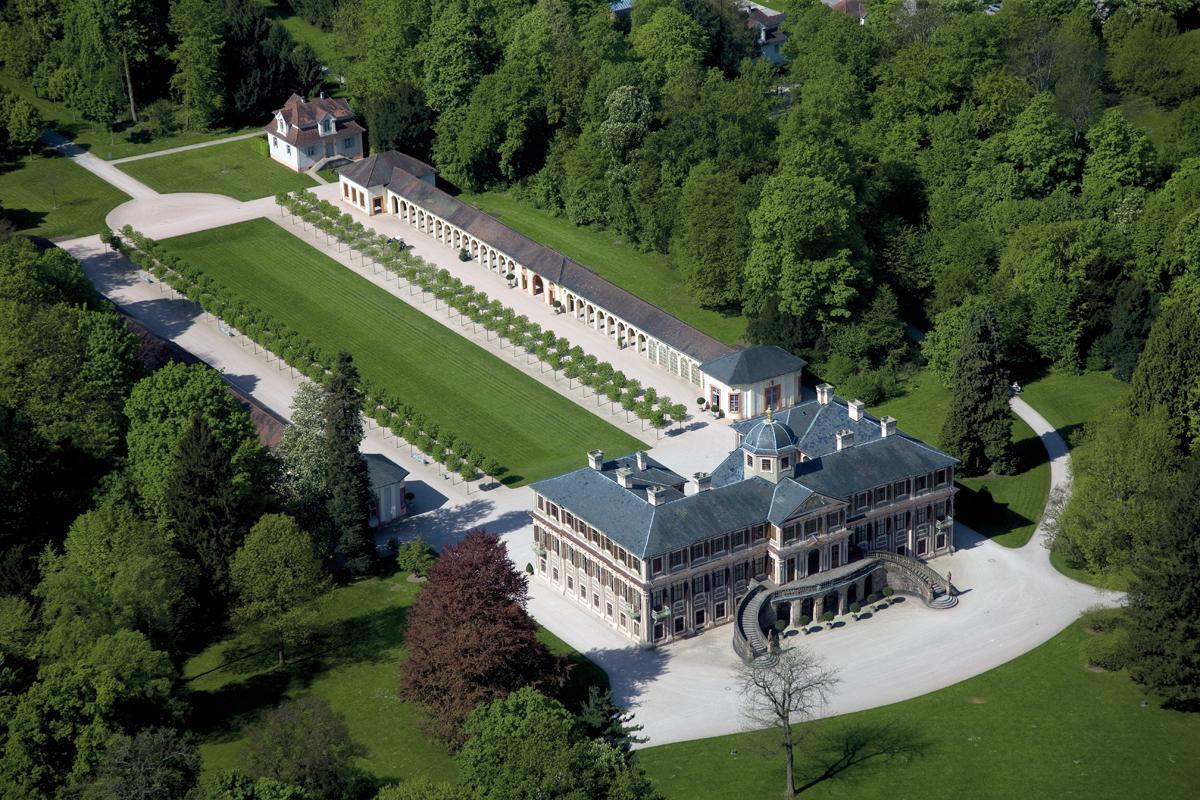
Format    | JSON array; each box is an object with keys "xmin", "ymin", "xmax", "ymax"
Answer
[
  {"xmin": 306, "ymin": 146, "xmax": 315, "ymax": 156},
  {"xmin": 343, "ymin": 137, "xmax": 353, "ymax": 148},
  {"xmin": 286, "ymin": 144, "xmax": 291, "ymax": 155},
  {"xmin": 271, "ymin": 137, "xmax": 277, "ymax": 148},
  {"xmin": 729, "ymin": 393, "xmax": 740, "ymax": 412}
]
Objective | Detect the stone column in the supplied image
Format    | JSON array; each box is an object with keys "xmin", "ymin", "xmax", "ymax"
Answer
[
  {"xmin": 813, "ymin": 596, "xmax": 824, "ymax": 621},
  {"xmin": 838, "ymin": 587, "xmax": 847, "ymax": 615},
  {"xmin": 790, "ymin": 599, "xmax": 804, "ymax": 626}
]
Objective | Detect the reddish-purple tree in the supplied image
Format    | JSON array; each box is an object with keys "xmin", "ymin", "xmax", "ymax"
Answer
[{"xmin": 400, "ymin": 530, "xmax": 566, "ymax": 747}]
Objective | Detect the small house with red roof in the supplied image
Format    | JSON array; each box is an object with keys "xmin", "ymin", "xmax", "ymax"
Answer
[{"xmin": 265, "ymin": 93, "xmax": 365, "ymax": 173}]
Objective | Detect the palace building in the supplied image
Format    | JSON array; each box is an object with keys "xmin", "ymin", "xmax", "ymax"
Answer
[
  {"xmin": 336, "ymin": 151, "xmax": 817, "ymax": 419},
  {"xmin": 528, "ymin": 384, "xmax": 958, "ymax": 656}
]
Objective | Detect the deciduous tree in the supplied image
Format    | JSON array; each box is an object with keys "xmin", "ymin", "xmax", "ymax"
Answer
[
  {"xmin": 400, "ymin": 531, "xmax": 565, "ymax": 747},
  {"xmin": 243, "ymin": 697, "xmax": 364, "ymax": 799},
  {"xmin": 229, "ymin": 514, "xmax": 331, "ymax": 667},
  {"xmin": 738, "ymin": 648, "xmax": 840, "ymax": 799}
]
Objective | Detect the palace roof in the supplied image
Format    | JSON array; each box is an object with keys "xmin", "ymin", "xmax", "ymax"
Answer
[
  {"xmin": 700, "ymin": 345, "xmax": 807, "ymax": 387},
  {"xmin": 533, "ymin": 391, "xmax": 957, "ymax": 558},
  {"xmin": 741, "ymin": 414, "xmax": 799, "ymax": 455}
]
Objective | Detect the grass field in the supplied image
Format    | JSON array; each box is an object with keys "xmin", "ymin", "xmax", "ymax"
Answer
[
  {"xmin": 117, "ymin": 138, "xmax": 317, "ymax": 200},
  {"xmin": 184, "ymin": 574, "xmax": 606, "ymax": 784},
  {"xmin": 257, "ymin": 0, "xmax": 346, "ymax": 71},
  {"xmin": 638, "ymin": 619, "xmax": 1200, "ymax": 799},
  {"xmin": 461, "ymin": 191, "xmax": 748, "ymax": 346},
  {"xmin": 0, "ymin": 72, "xmax": 258, "ymax": 161},
  {"xmin": 874, "ymin": 371, "xmax": 1049, "ymax": 548},
  {"xmin": 1020, "ymin": 370, "xmax": 1129, "ymax": 446},
  {"xmin": 0, "ymin": 151, "xmax": 129, "ymax": 239},
  {"xmin": 162, "ymin": 219, "xmax": 643, "ymax": 484}
]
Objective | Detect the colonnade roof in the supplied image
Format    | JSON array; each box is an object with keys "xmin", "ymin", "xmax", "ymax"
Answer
[{"xmin": 349, "ymin": 151, "xmax": 737, "ymax": 364}]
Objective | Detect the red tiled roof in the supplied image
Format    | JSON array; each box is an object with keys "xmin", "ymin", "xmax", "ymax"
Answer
[
  {"xmin": 276, "ymin": 93, "xmax": 354, "ymax": 127},
  {"xmin": 265, "ymin": 118, "xmax": 365, "ymax": 148}
]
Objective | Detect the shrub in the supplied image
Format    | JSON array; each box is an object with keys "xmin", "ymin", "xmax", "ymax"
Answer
[
  {"xmin": 798, "ymin": 616, "xmax": 811, "ymax": 626},
  {"xmin": 867, "ymin": 592, "xmax": 881, "ymax": 603},
  {"xmin": 773, "ymin": 619, "xmax": 788, "ymax": 632},
  {"xmin": 525, "ymin": 562, "xmax": 535, "ymax": 574},
  {"xmin": 396, "ymin": 535, "xmax": 436, "ymax": 577},
  {"xmin": 1084, "ymin": 629, "xmax": 1130, "ymax": 672},
  {"xmin": 849, "ymin": 602, "xmax": 862, "ymax": 614},
  {"xmin": 821, "ymin": 611, "xmax": 835, "ymax": 622},
  {"xmin": 882, "ymin": 587, "xmax": 894, "ymax": 597},
  {"xmin": 1080, "ymin": 607, "xmax": 1126, "ymax": 634}
]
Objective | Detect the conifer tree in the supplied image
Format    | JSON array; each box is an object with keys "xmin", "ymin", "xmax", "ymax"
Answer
[
  {"xmin": 1126, "ymin": 457, "xmax": 1200, "ymax": 711},
  {"xmin": 165, "ymin": 414, "xmax": 245, "ymax": 605},
  {"xmin": 940, "ymin": 307, "xmax": 1015, "ymax": 476},
  {"xmin": 322, "ymin": 353, "xmax": 373, "ymax": 574}
]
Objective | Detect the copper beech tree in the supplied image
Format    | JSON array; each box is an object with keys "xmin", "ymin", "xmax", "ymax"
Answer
[{"xmin": 400, "ymin": 531, "xmax": 567, "ymax": 747}]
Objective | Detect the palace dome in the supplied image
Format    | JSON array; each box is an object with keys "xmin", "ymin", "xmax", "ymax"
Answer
[{"xmin": 741, "ymin": 412, "xmax": 798, "ymax": 455}]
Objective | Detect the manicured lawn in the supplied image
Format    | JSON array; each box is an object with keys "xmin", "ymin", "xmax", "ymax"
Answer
[
  {"xmin": 874, "ymin": 371, "xmax": 1049, "ymax": 548},
  {"xmin": 461, "ymin": 191, "xmax": 748, "ymax": 346},
  {"xmin": 639, "ymin": 619, "xmax": 1200, "ymax": 799},
  {"xmin": 1020, "ymin": 370, "xmax": 1129, "ymax": 446},
  {"xmin": 186, "ymin": 576, "xmax": 606, "ymax": 783},
  {"xmin": 0, "ymin": 151, "xmax": 129, "ymax": 239},
  {"xmin": 162, "ymin": 218, "xmax": 643, "ymax": 484},
  {"xmin": 117, "ymin": 138, "xmax": 317, "ymax": 200},
  {"xmin": 0, "ymin": 72, "xmax": 258, "ymax": 161}
]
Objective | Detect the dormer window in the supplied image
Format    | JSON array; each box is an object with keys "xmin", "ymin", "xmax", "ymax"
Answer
[
  {"xmin": 781, "ymin": 456, "xmax": 790, "ymax": 469},
  {"xmin": 322, "ymin": 114, "xmax": 334, "ymax": 134},
  {"xmin": 276, "ymin": 113, "xmax": 286, "ymax": 134}
]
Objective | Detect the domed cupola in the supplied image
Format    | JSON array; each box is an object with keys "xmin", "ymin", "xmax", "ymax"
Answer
[{"xmin": 741, "ymin": 408, "xmax": 798, "ymax": 484}]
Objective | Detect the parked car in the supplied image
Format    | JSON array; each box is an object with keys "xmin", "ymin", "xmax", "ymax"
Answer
[{"xmin": 391, "ymin": 236, "xmax": 408, "ymax": 249}]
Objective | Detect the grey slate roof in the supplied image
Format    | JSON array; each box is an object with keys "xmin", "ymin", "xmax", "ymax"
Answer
[
  {"xmin": 791, "ymin": 435, "xmax": 957, "ymax": 501},
  {"xmin": 363, "ymin": 452, "xmax": 409, "ymax": 491},
  {"xmin": 356, "ymin": 153, "xmax": 735, "ymax": 363},
  {"xmin": 340, "ymin": 151, "xmax": 435, "ymax": 188},
  {"xmin": 700, "ymin": 345, "xmax": 807, "ymax": 386},
  {"xmin": 742, "ymin": 417, "xmax": 799, "ymax": 455},
  {"xmin": 767, "ymin": 480, "xmax": 816, "ymax": 525}
]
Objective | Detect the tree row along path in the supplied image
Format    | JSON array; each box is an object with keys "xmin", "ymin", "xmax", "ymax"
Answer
[{"xmin": 54, "ymin": 133, "xmax": 1122, "ymax": 746}]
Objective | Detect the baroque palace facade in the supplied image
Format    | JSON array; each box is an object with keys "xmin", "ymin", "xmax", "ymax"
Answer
[{"xmin": 529, "ymin": 384, "xmax": 958, "ymax": 648}]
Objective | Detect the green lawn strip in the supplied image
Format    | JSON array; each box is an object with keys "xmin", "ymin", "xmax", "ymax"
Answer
[
  {"xmin": 460, "ymin": 191, "xmax": 747, "ymax": 346},
  {"xmin": 874, "ymin": 371, "xmax": 1047, "ymax": 548},
  {"xmin": 0, "ymin": 72, "xmax": 258, "ymax": 161},
  {"xmin": 0, "ymin": 151, "xmax": 129, "ymax": 239},
  {"xmin": 162, "ymin": 219, "xmax": 642, "ymax": 484},
  {"xmin": 318, "ymin": 167, "xmax": 341, "ymax": 183},
  {"xmin": 639, "ymin": 620, "xmax": 1200, "ymax": 799},
  {"xmin": 117, "ymin": 138, "xmax": 317, "ymax": 201}
]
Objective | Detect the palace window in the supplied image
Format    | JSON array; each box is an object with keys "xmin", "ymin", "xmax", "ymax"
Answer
[
  {"xmin": 606, "ymin": 602, "xmax": 613, "ymax": 618},
  {"xmin": 593, "ymin": 593, "xmax": 601, "ymax": 608},
  {"xmin": 671, "ymin": 582, "xmax": 686, "ymax": 603},
  {"xmin": 712, "ymin": 387, "xmax": 721, "ymax": 409},
  {"xmin": 669, "ymin": 549, "xmax": 685, "ymax": 570},
  {"xmin": 782, "ymin": 524, "xmax": 797, "ymax": 545},
  {"xmin": 916, "ymin": 506, "xmax": 928, "ymax": 525},
  {"xmin": 691, "ymin": 363, "xmax": 702, "ymax": 386},
  {"xmin": 692, "ymin": 575, "xmax": 707, "ymax": 595},
  {"xmin": 752, "ymin": 524, "xmax": 767, "ymax": 542},
  {"xmin": 874, "ymin": 486, "xmax": 888, "ymax": 505},
  {"xmin": 536, "ymin": 496, "xmax": 544, "ymax": 511},
  {"xmin": 894, "ymin": 480, "xmax": 908, "ymax": 498},
  {"xmin": 562, "ymin": 511, "xmax": 575, "ymax": 528},
  {"xmin": 917, "ymin": 538, "xmax": 928, "ymax": 556},
  {"xmin": 653, "ymin": 623, "xmax": 665, "ymax": 640},
  {"xmin": 936, "ymin": 533, "xmax": 946, "ymax": 550},
  {"xmin": 915, "ymin": 475, "xmax": 929, "ymax": 493},
  {"xmin": 761, "ymin": 458, "xmax": 771, "ymax": 470},
  {"xmin": 732, "ymin": 529, "xmax": 747, "ymax": 549},
  {"xmin": 652, "ymin": 556, "xmax": 663, "ymax": 575},
  {"xmin": 854, "ymin": 524, "xmax": 868, "ymax": 545},
  {"xmin": 745, "ymin": 453, "xmax": 753, "ymax": 467},
  {"xmin": 781, "ymin": 455, "xmax": 789, "ymax": 469},
  {"xmin": 729, "ymin": 393, "xmax": 740, "ymax": 413},
  {"xmin": 619, "ymin": 612, "xmax": 626, "ymax": 628},
  {"xmin": 715, "ymin": 601, "xmax": 726, "ymax": 620},
  {"xmin": 855, "ymin": 492, "xmax": 869, "ymax": 511},
  {"xmin": 711, "ymin": 535, "xmax": 726, "ymax": 555},
  {"xmin": 695, "ymin": 608, "xmax": 706, "ymax": 626},
  {"xmin": 691, "ymin": 542, "xmax": 706, "ymax": 563},
  {"xmin": 935, "ymin": 469, "xmax": 948, "ymax": 486},
  {"xmin": 733, "ymin": 562, "xmax": 747, "ymax": 582},
  {"xmin": 669, "ymin": 351, "xmax": 679, "ymax": 373},
  {"xmin": 567, "ymin": 576, "xmax": 573, "ymax": 591},
  {"xmin": 579, "ymin": 582, "xmax": 587, "ymax": 599},
  {"xmin": 935, "ymin": 501, "xmax": 947, "ymax": 520},
  {"xmin": 552, "ymin": 567, "xmax": 558, "ymax": 582},
  {"xmin": 804, "ymin": 519, "xmax": 820, "ymax": 537},
  {"xmin": 826, "ymin": 511, "xmax": 842, "ymax": 529},
  {"xmin": 711, "ymin": 570, "xmax": 726, "ymax": 589}
]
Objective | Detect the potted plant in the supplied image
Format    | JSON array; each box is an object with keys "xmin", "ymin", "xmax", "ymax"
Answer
[
  {"xmin": 849, "ymin": 602, "xmax": 862, "ymax": 619},
  {"xmin": 525, "ymin": 563, "xmax": 535, "ymax": 575},
  {"xmin": 821, "ymin": 611, "xmax": 835, "ymax": 624}
]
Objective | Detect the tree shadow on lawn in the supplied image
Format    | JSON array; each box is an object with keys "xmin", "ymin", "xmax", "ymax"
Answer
[
  {"xmin": 185, "ymin": 602, "xmax": 409, "ymax": 745},
  {"xmin": 955, "ymin": 432, "xmax": 1045, "ymax": 542},
  {"xmin": 792, "ymin": 722, "xmax": 932, "ymax": 794}
]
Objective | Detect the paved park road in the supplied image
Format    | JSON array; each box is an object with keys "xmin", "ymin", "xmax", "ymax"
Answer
[{"xmin": 52, "ymin": 135, "xmax": 1121, "ymax": 746}]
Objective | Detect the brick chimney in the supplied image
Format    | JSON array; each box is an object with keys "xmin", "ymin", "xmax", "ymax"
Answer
[
  {"xmin": 616, "ymin": 467, "xmax": 633, "ymax": 488},
  {"xmin": 848, "ymin": 399, "xmax": 865, "ymax": 422},
  {"xmin": 880, "ymin": 416, "xmax": 897, "ymax": 438},
  {"xmin": 635, "ymin": 451, "xmax": 648, "ymax": 471},
  {"xmin": 647, "ymin": 486, "xmax": 669, "ymax": 506},
  {"xmin": 588, "ymin": 449, "xmax": 604, "ymax": 470},
  {"xmin": 816, "ymin": 383, "xmax": 834, "ymax": 405},
  {"xmin": 836, "ymin": 429, "xmax": 854, "ymax": 451}
]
